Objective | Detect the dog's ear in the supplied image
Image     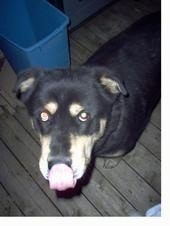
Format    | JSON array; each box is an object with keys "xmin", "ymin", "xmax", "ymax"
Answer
[
  {"xmin": 99, "ymin": 74, "xmax": 128, "ymax": 96},
  {"xmin": 14, "ymin": 68, "xmax": 44, "ymax": 103}
]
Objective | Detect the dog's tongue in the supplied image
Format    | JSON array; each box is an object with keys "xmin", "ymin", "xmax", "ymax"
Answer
[{"xmin": 48, "ymin": 163, "xmax": 76, "ymax": 191}]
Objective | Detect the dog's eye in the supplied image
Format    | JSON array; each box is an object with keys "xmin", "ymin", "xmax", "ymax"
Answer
[
  {"xmin": 40, "ymin": 111, "xmax": 50, "ymax": 122},
  {"xmin": 78, "ymin": 111, "xmax": 90, "ymax": 122}
]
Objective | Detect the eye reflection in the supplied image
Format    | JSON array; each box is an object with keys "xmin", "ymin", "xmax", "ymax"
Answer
[
  {"xmin": 40, "ymin": 112, "xmax": 49, "ymax": 122},
  {"xmin": 78, "ymin": 111, "xmax": 90, "ymax": 122}
]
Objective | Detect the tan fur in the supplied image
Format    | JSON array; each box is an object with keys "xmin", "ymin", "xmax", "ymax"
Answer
[
  {"xmin": 44, "ymin": 102, "xmax": 58, "ymax": 115},
  {"xmin": 100, "ymin": 76, "xmax": 121, "ymax": 94},
  {"xmin": 19, "ymin": 77, "xmax": 35, "ymax": 92},
  {"xmin": 69, "ymin": 103, "xmax": 84, "ymax": 117},
  {"xmin": 39, "ymin": 135, "xmax": 52, "ymax": 179},
  {"xmin": 69, "ymin": 119, "xmax": 106, "ymax": 178},
  {"xmin": 30, "ymin": 118, "xmax": 35, "ymax": 129},
  {"xmin": 38, "ymin": 119, "xmax": 107, "ymax": 179}
]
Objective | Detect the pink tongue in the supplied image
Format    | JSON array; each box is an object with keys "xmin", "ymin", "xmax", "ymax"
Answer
[{"xmin": 48, "ymin": 163, "xmax": 76, "ymax": 191}]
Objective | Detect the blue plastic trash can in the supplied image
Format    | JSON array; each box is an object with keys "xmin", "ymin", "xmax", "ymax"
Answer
[{"xmin": 0, "ymin": 0, "xmax": 70, "ymax": 73}]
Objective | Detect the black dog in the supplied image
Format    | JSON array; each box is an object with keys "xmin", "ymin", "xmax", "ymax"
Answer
[{"xmin": 15, "ymin": 12, "xmax": 161, "ymax": 191}]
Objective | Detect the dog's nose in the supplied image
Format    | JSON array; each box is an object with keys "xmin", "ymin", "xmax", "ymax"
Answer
[{"xmin": 48, "ymin": 155, "xmax": 72, "ymax": 170}]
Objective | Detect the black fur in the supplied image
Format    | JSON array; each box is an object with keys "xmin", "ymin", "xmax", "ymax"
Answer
[
  {"xmin": 15, "ymin": 12, "xmax": 161, "ymax": 167},
  {"xmin": 86, "ymin": 11, "xmax": 161, "ymax": 156}
]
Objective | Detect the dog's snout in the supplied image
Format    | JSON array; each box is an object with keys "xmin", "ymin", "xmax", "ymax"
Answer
[{"xmin": 48, "ymin": 155, "xmax": 72, "ymax": 170}]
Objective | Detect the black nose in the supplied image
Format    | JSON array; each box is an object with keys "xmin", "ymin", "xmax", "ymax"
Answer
[{"xmin": 48, "ymin": 155, "xmax": 72, "ymax": 170}]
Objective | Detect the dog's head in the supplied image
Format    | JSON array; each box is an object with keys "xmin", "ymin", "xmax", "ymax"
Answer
[{"xmin": 15, "ymin": 66, "xmax": 127, "ymax": 191}]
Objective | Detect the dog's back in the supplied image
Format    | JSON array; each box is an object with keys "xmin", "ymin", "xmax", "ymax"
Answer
[
  {"xmin": 87, "ymin": 12, "xmax": 161, "ymax": 156},
  {"xmin": 87, "ymin": 11, "xmax": 160, "ymax": 92},
  {"xmin": 86, "ymin": 11, "xmax": 160, "ymax": 78}
]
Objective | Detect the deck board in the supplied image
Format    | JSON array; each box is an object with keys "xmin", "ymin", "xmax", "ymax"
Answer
[
  {"xmin": 0, "ymin": 0, "xmax": 161, "ymax": 216},
  {"xmin": 82, "ymin": 169, "xmax": 136, "ymax": 216},
  {"xmin": 95, "ymin": 157, "xmax": 160, "ymax": 214},
  {"xmin": 151, "ymin": 101, "xmax": 161, "ymax": 129},
  {"xmin": 139, "ymin": 122, "xmax": 161, "ymax": 160},
  {"xmin": 0, "ymin": 140, "xmax": 61, "ymax": 216},
  {"xmin": 124, "ymin": 142, "xmax": 161, "ymax": 194},
  {"xmin": 0, "ymin": 183, "xmax": 23, "ymax": 216}
]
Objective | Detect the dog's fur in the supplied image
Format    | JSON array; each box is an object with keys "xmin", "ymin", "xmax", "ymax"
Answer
[{"xmin": 15, "ymin": 12, "xmax": 161, "ymax": 182}]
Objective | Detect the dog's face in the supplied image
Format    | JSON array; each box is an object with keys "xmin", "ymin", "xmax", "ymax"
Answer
[{"xmin": 15, "ymin": 66, "xmax": 126, "ymax": 190}]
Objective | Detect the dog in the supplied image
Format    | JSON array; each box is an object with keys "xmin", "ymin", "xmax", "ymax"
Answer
[{"xmin": 15, "ymin": 12, "xmax": 161, "ymax": 191}]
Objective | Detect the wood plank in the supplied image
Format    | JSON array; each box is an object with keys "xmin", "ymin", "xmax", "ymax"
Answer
[
  {"xmin": 110, "ymin": 0, "xmax": 160, "ymax": 22},
  {"xmin": 70, "ymin": 39, "xmax": 92, "ymax": 66},
  {"xmin": 0, "ymin": 140, "xmax": 61, "ymax": 216},
  {"xmin": 123, "ymin": 142, "xmax": 161, "ymax": 194},
  {"xmin": 82, "ymin": 169, "xmax": 136, "ymax": 216},
  {"xmin": 150, "ymin": 101, "xmax": 161, "ymax": 129},
  {"xmin": 0, "ymin": 92, "xmax": 39, "ymax": 142},
  {"xmin": 70, "ymin": 57, "xmax": 80, "ymax": 68},
  {"xmin": 110, "ymin": 0, "xmax": 148, "ymax": 23},
  {"xmin": 0, "ymin": 59, "xmax": 17, "ymax": 95},
  {"xmin": 95, "ymin": 157, "xmax": 161, "ymax": 214},
  {"xmin": 0, "ymin": 183, "xmax": 23, "ymax": 216},
  {"xmin": 139, "ymin": 122, "xmax": 161, "ymax": 160},
  {"xmin": 97, "ymin": 10, "xmax": 131, "ymax": 40},
  {"xmin": 83, "ymin": 10, "xmax": 113, "ymax": 42},
  {"xmin": 0, "ymin": 91, "xmax": 16, "ymax": 116},
  {"xmin": 0, "ymin": 89, "xmax": 22, "ymax": 110},
  {"xmin": 70, "ymin": 26, "xmax": 105, "ymax": 53}
]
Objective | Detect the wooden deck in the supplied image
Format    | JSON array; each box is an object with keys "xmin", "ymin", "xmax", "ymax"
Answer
[{"xmin": 0, "ymin": 0, "xmax": 161, "ymax": 216}]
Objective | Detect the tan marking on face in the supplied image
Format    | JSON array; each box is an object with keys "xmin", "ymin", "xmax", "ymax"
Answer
[
  {"xmin": 44, "ymin": 102, "xmax": 58, "ymax": 115},
  {"xmin": 19, "ymin": 77, "xmax": 35, "ymax": 92},
  {"xmin": 30, "ymin": 118, "xmax": 35, "ymax": 129},
  {"xmin": 69, "ymin": 103, "xmax": 84, "ymax": 117},
  {"xmin": 69, "ymin": 119, "xmax": 107, "ymax": 179},
  {"xmin": 39, "ymin": 135, "xmax": 52, "ymax": 179},
  {"xmin": 100, "ymin": 76, "xmax": 120, "ymax": 94}
]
